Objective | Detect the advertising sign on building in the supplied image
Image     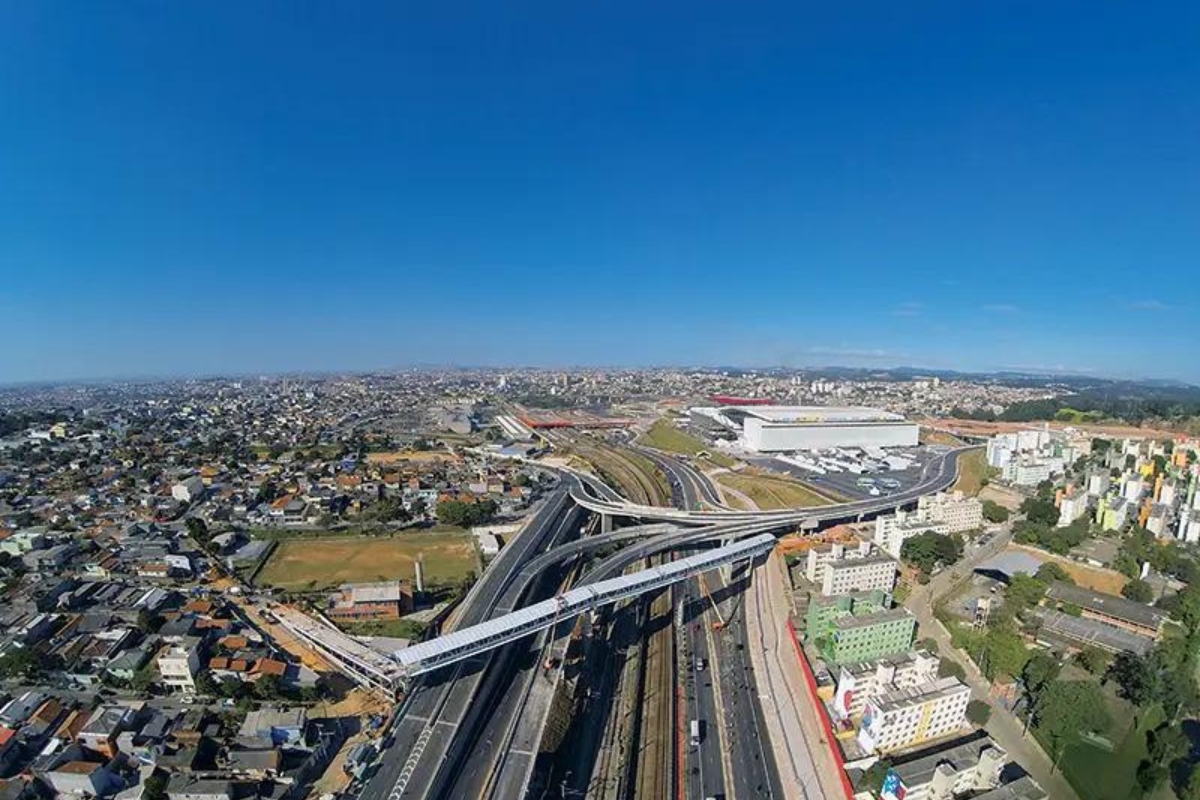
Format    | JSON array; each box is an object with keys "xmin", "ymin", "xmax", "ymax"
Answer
[
  {"xmin": 881, "ymin": 769, "xmax": 908, "ymax": 800},
  {"xmin": 833, "ymin": 671, "xmax": 856, "ymax": 720}
]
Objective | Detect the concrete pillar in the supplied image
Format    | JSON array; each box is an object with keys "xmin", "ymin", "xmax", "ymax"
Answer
[{"xmin": 601, "ymin": 513, "xmax": 613, "ymax": 534}]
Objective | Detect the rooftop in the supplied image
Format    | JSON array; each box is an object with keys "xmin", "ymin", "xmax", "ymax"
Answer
[
  {"xmin": 737, "ymin": 405, "xmax": 906, "ymax": 424},
  {"xmin": 1045, "ymin": 582, "xmax": 1167, "ymax": 630},
  {"xmin": 891, "ymin": 734, "xmax": 1005, "ymax": 786}
]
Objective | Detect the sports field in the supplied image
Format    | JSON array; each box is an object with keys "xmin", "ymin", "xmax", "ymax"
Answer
[{"xmin": 258, "ymin": 529, "xmax": 478, "ymax": 590}]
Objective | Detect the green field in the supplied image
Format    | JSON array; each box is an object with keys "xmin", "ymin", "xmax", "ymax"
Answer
[
  {"xmin": 716, "ymin": 472, "xmax": 832, "ymax": 510},
  {"xmin": 1052, "ymin": 703, "xmax": 1164, "ymax": 800},
  {"xmin": 258, "ymin": 529, "xmax": 478, "ymax": 590},
  {"xmin": 639, "ymin": 419, "xmax": 737, "ymax": 468}
]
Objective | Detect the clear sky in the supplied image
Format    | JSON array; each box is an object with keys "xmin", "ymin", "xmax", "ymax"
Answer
[{"xmin": 2, "ymin": 2, "xmax": 1198, "ymax": 383}]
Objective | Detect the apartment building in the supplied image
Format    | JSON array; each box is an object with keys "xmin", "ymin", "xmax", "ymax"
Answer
[
  {"xmin": 826, "ymin": 608, "xmax": 917, "ymax": 665},
  {"xmin": 832, "ymin": 649, "xmax": 939, "ymax": 720},
  {"xmin": 875, "ymin": 491, "xmax": 982, "ymax": 558},
  {"xmin": 857, "ymin": 676, "xmax": 971, "ymax": 754},
  {"xmin": 806, "ymin": 541, "xmax": 897, "ymax": 596},
  {"xmin": 885, "ymin": 735, "xmax": 1008, "ymax": 800}
]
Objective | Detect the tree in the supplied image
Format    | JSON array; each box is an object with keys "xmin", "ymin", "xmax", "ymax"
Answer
[
  {"xmin": 1121, "ymin": 578, "xmax": 1153, "ymax": 603},
  {"xmin": 978, "ymin": 627, "xmax": 1030, "ymax": 681},
  {"xmin": 1004, "ymin": 574, "xmax": 1048, "ymax": 613},
  {"xmin": 1136, "ymin": 761, "xmax": 1168, "ymax": 795},
  {"xmin": 1148, "ymin": 724, "xmax": 1189, "ymax": 766},
  {"xmin": 857, "ymin": 758, "xmax": 894, "ymax": 794},
  {"xmin": 938, "ymin": 659, "xmax": 967, "ymax": 681},
  {"xmin": 0, "ymin": 648, "xmax": 42, "ymax": 681},
  {"xmin": 901, "ymin": 531, "xmax": 963, "ymax": 576},
  {"xmin": 1021, "ymin": 497, "xmax": 1060, "ymax": 526},
  {"xmin": 1108, "ymin": 651, "xmax": 1161, "ymax": 706},
  {"xmin": 916, "ymin": 637, "xmax": 940, "ymax": 654},
  {"xmin": 1033, "ymin": 680, "xmax": 1111, "ymax": 757},
  {"xmin": 1035, "ymin": 562, "xmax": 1072, "ymax": 584},
  {"xmin": 1185, "ymin": 764, "xmax": 1200, "ymax": 800},
  {"xmin": 1074, "ymin": 646, "xmax": 1109, "ymax": 675},
  {"xmin": 130, "ymin": 664, "xmax": 158, "ymax": 695},
  {"xmin": 982, "ymin": 500, "xmax": 1010, "ymax": 524},
  {"xmin": 142, "ymin": 773, "xmax": 169, "ymax": 800},
  {"xmin": 1022, "ymin": 651, "xmax": 1062, "ymax": 700},
  {"xmin": 185, "ymin": 516, "xmax": 210, "ymax": 545},
  {"xmin": 966, "ymin": 699, "xmax": 992, "ymax": 726}
]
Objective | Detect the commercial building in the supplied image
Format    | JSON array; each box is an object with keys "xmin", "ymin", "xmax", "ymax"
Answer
[
  {"xmin": 874, "ymin": 492, "xmax": 982, "ymax": 558},
  {"xmin": 882, "ymin": 735, "xmax": 1008, "ymax": 800},
  {"xmin": 856, "ymin": 676, "xmax": 971, "ymax": 754},
  {"xmin": 326, "ymin": 581, "xmax": 413, "ymax": 623},
  {"xmin": 831, "ymin": 649, "xmax": 939, "ymax": 721},
  {"xmin": 806, "ymin": 541, "xmax": 897, "ymax": 596},
  {"xmin": 732, "ymin": 406, "xmax": 919, "ymax": 452}
]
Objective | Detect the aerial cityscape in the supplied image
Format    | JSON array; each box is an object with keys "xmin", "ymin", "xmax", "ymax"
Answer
[{"xmin": 3, "ymin": 5, "xmax": 1199, "ymax": 800}]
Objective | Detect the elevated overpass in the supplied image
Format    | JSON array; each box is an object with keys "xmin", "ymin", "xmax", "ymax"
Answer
[
  {"xmin": 566, "ymin": 445, "xmax": 976, "ymax": 523},
  {"xmin": 393, "ymin": 533, "xmax": 777, "ymax": 677}
]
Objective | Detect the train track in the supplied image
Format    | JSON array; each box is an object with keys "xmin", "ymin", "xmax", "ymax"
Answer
[{"xmin": 634, "ymin": 557, "xmax": 676, "ymax": 800}]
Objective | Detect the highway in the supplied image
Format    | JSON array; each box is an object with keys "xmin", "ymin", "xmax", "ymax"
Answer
[
  {"xmin": 357, "ymin": 487, "xmax": 585, "ymax": 800},
  {"xmin": 680, "ymin": 577, "xmax": 728, "ymax": 800},
  {"xmin": 356, "ymin": 445, "xmax": 979, "ymax": 800},
  {"xmin": 633, "ymin": 445, "xmax": 729, "ymax": 511}
]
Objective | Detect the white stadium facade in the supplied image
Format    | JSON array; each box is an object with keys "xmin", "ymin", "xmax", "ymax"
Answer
[{"xmin": 731, "ymin": 406, "xmax": 920, "ymax": 452}]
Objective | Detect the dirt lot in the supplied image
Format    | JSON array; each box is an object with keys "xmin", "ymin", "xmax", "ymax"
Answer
[
  {"xmin": 1009, "ymin": 543, "xmax": 1129, "ymax": 594},
  {"xmin": 258, "ymin": 530, "xmax": 478, "ymax": 590},
  {"xmin": 927, "ymin": 417, "xmax": 1180, "ymax": 440}
]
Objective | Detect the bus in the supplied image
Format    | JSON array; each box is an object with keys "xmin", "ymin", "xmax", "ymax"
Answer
[{"xmin": 690, "ymin": 719, "xmax": 703, "ymax": 747}]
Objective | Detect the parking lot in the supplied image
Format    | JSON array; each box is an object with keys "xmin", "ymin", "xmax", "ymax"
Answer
[{"xmin": 747, "ymin": 445, "xmax": 945, "ymax": 501}]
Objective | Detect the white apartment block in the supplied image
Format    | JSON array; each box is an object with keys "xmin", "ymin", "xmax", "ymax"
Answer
[
  {"xmin": 1121, "ymin": 477, "xmax": 1145, "ymax": 503},
  {"xmin": 888, "ymin": 736, "xmax": 1008, "ymax": 800},
  {"xmin": 1002, "ymin": 458, "xmax": 1062, "ymax": 486},
  {"xmin": 875, "ymin": 492, "xmax": 982, "ymax": 558},
  {"xmin": 832, "ymin": 649, "xmax": 939, "ymax": 720},
  {"xmin": 1160, "ymin": 483, "xmax": 1177, "ymax": 506},
  {"xmin": 157, "ymin": 642, "xmax": 201, "ymax": 695},
  {"xmin": 1179, "ymin": 511, "xmax": 1200, "ymax": 544},
  {"xmin": 1057, "ymin": 494, "xmax": 1089, "ymax": 527},
  {"xmin": 1087, "ymin": 473, "xmax": 1112, "ymax": 496},
  {"xmin": 823, "ymin": 555, "xmax": 898, "ymax": 597},
  {"xmin": 806, "ymin": 541, "xmax": 898, "ymax": 596},
  {"xmin": 857, "ymin": 676, "xmax": 971, "ymax": 754}
]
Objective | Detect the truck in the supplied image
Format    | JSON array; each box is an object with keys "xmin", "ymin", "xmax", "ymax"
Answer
[{"xmin": 690, "ymin": 719, "xmax": 703, "ymax": 747}]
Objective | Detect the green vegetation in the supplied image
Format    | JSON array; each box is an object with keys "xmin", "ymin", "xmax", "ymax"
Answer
[
  {"xmin": 436, "ymin": 498, "xmax": 498, "ymax": 527},
  {"xmin": 717, "ymin": 472, "xmax": 833, "ymax": 510},
  {"xmin": 573, "ymin": 441, "xmax": 671, "ymax": 506},
  {"xmin": 966, "ymin": 699, "xmax": 992, "ymax": 725},
  {"xmin": 343, "ymin": 618, "xmax": 429, "ymax": 640},
  {"xmin": 1013, "ymin": 516, "xmax": 1092, "ymax": 555},
  {"xmin": 259, "ymin": 530, "xmax": 477, "ymax": 590},
  {"xmin": 900, "ymin": 531, "xmax": 963, "ymax": 580},
  {"xmin": 982, "ymin": 499, "xmax": 1010, "ymax": 523},
  {"xmin": 1052, "ymin": 703, "xmax": 1160, "ymax": 800},
  {"xmin": 952, "ymin": 448, "xmax": 989, "ymax": 496},
  {"xmin": 639, "ymin": 418, "xmax": 736, "ymax": 468},
  {"xmin": 1121, "ymin": 578, "xmax": 1153, "ymax": 603}
]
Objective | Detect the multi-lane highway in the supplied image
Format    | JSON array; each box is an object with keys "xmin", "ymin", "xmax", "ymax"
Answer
[{"xmin": 355, "ymin": 444, "xmax": 980, "ymax": 800}]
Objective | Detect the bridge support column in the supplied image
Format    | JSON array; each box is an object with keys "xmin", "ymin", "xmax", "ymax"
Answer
[{"xmin": 600, "ymin": 513, "xmax": 613, "ymax": 534}]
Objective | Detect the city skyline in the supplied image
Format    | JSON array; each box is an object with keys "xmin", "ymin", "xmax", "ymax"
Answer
[{"xmin": 3, "ymin": 3, "xmax": 1198, "ymax": 383}]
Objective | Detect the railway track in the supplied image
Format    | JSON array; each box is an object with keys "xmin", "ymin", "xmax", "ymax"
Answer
[{"xmin": 634, "ymin": 558, "xmax": 676, "ymax": 800}]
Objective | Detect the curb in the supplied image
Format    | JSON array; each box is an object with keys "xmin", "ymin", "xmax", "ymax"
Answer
[{"xmin": 785, "ymin": 620, "xmax": 855, "ymax": 800}]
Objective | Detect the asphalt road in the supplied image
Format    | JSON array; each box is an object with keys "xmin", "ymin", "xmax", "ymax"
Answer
[
  {"xmin": 356, "ymin": 488, "xmax": 581, "ymax": 800},
  {"xmin": 681, "ymin": 578, "xmax": 728, "ymax": 800}
]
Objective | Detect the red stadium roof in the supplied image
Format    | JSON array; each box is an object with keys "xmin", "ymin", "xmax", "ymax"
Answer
[{"xmin": 709, "ymin": 395, "xmax": 775, "ymax": 406}]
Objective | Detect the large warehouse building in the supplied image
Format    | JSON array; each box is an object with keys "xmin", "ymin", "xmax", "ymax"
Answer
[{"xmin": 733, "ymin": 405, "xmax": 920, "ymax": 452}]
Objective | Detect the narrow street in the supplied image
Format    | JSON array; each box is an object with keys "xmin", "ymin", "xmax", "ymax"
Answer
[{"xmin": 907, "ymin": 526, "xmax": 1082, "ymax": 800}]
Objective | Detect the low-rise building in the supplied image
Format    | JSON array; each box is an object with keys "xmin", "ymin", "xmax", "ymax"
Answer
[
  {"xmin": 806, "ymin": 541, "xmax": 897, "ymax": 596},
  {"xmin": 158, "ymin": 640, "xmax": 202, "ymax": 695},
  {"xmin": 326, "ymin": 581, "xmax": 413, "ymax": 623},
  {"xmin": 1043, "ymin": 582, "xmax": 1166, "ymax": 640},
  {"xmin": 882, "ymin": 735, "xmax": 1008, "ymax": 800},
  {"xmin": 172, "ymin": 476, "xmax": 205, "ymax": 504}
]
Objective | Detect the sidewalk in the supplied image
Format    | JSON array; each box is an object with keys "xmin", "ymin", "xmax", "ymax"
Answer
[
  {"xmin": 908, "ymin": 546, "xmax": 1081, "ymax": 800},
  {"xmin": 746, "ymin": 552, "xmax": 847, "ymax": 800}
]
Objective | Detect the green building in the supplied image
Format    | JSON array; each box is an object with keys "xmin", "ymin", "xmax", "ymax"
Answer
[{"xmin": 805, "ymin": 589, "xmax": 916, "ymax": 664}]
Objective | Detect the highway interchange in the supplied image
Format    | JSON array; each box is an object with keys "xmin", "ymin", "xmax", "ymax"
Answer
[{"xmin": 355, "ymin": 443, "xmax": 976, "ymax": 800}]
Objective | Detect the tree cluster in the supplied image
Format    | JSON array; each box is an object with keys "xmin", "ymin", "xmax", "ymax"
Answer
[
  {"xmin": 1013, "ymin": 517, "xmax": 1091, "ymax": 556},
  {"xmin": 436, "ymin": 499, "xmax": 499, "ymax": 527},
  {"xmin": 900, "ymin": 531, "xmax": 963, "ymax": 578}
]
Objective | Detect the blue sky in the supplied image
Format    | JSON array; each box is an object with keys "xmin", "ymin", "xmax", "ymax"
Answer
[{"xmin": 2, "ymin": 2, "xmax": 1198, "ymax": 383}]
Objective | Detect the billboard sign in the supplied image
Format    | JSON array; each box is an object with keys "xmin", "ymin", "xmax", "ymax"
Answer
[{"xmin": 881, "ymin": 769, "xmax": 908, "ymax": 800}]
